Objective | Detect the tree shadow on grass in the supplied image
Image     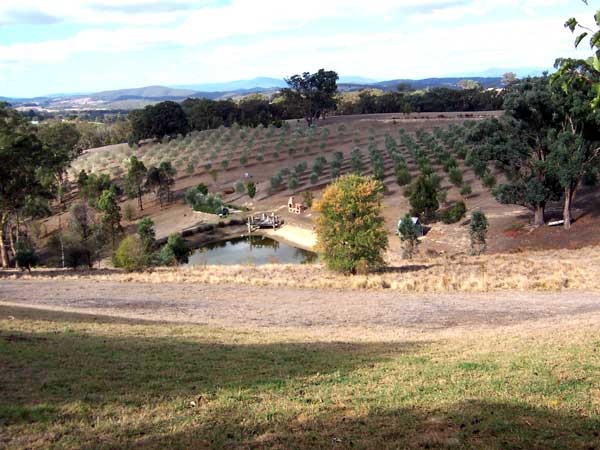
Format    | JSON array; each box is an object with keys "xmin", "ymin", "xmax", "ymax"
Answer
[
  {"xmin": 0, "ymin": 306, "xmax": 423, "ymax": 448},
  {"xmin": 137, "ymin": 400, "xmax": 600, "ymax": 450},
  {"xmin": 2, "ymin": 307, "xmax": 599, "ymax": 450}
]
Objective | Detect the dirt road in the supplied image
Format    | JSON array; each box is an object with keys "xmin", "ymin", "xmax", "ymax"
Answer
[{"xmin": 1, "ymin": 280, "xmax": 599, "ymax": 333}]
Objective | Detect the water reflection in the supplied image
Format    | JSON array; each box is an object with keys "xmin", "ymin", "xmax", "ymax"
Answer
[{"xmin": 185, "ymin": 235, "xmax": 318, "ymax": 266}]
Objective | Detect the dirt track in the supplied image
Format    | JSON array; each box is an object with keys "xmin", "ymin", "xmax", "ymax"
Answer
[{"xmin": 1, "ymin": 280, "xmax": 600, "ymax": 332}]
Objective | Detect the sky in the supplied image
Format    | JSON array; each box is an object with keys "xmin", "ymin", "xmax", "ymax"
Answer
[{"xmin": 0, "ymin": 0, "xmax": 597, "ymax": 98}]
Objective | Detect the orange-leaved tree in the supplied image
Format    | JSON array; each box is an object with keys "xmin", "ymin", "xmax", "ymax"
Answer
[{"xmin": 314, "ymin": 174, "xmax": 388, "ymax": 274}]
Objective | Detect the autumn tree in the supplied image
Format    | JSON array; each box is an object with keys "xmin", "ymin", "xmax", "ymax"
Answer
[{"xmin": 315, "ymin": 174, "xmax": 388, "ymax": 274}]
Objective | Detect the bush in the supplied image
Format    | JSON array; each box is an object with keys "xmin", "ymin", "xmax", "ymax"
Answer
[
  {"xmin": 270, "ymin": 174, "xmax": 283, "ymax": 191},
  {"xmin": 310, "ymin": 171, "xmax": 319, "ymax": 184},
  {"xmin": 449, "ymin": 168, "xmax": 463, "ymax": 187},
  {"xmin": 437, "ymin": 188, "xmax": 448, "ymax": 205},
  {"xmin": 470, "ymin": 211, "xmax": 489, "ymax": 255},
  {"xmin": 460, "ymin": 184, "xmax": 473, "ymax": 197},
  {"xmin": 397, "ymin": 214, "xmax": 420, "ymax": 259},
  {"xmin": 395, "ymin": 166, "xmax": 411, "ymax": 186},
  {"xmin": 137, "ymin": 217, "xmax": 156, "ymax": 252},
  {"xmin": 113, "ymin": 235, "xmax": 150, "ymax": 271},
  {"xmin": 235, "ymin": 181, "xmax": 245, "ymax": 194},
  {"xmin": 302, "ymin": 191, "xmax": 314, "ymax": 208},
  {"xmin": 287, "ymin": 174, "xmax": 299, "ymax": 191},
  {"xmin": 123, "ymin": 203, "xmax": 135, "ymax": 221},
  {"xmin": 160, "ymin": 234, "xmax": 191, "ymax": 265},
  {"xmin": 16, "ymin": 238, "xmax": 38, "ymax": 272},
  {"xmin": 246, "ymin": 181, "xmax": 257, "ymax": 199},
  {"xmin": 315, "ymin": 174, "xmax": 388, "ymax": 274},
  {"xmin": 482, "ymin": 172, "xmax": 497, "ymax": 188},
  {"xmin": 441, "ymin": 201, "xmax": 467, "ymax": 224}
]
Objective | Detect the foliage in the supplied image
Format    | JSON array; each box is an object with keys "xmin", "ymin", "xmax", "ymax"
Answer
[
  {"xmin": 460, "ymin": 184, "xmax": 473, "ymax": 198},
  {"xmin": 470, "ymin": 211, "xmax": 489, "ymax": 255},
  {"xmin": 185, "ymin": 188, "xmax": 223, "ymax": 214},
  {"xmin": 397, "ymin": 214, "xmax": 420, "ymax": 259},
  {"xmin": 441, "ymin": 201, "xmax": 467, "ymax": 224},
  {"xmin": 235, "ymin": 181, "xmax": 245, "ymax": 194},
  {"xmin": 449, "ymin": 167, "xmax": 463, "ymax": 187},
  {"xmin": 96, "ymin": 189, "xmax": 122, "ymax": 250},
  {"xmin": 282, "ymin": 69, "xmax": 339, "ymax": 126},
  {"xmin": 408, "ymin": 174, "xmax": 439, "ymax": 222},
  {"xmin": 125, "ymin": 156, "xmax": 148, "ymax": 211},
  {"xmin": 315, "ymin": 174, "xmax": 388, "ymax": 274},
  {"xmin": 113, "ymin": 235, "xmax": 151, "ymax": 271},
  {"xmin": 146, "ymin": 162, "xmax": 176, "ymax": 207},
  {"xmin": 123, "ymin": 203, "xmax": 135, "ymax": 221},
  {"xmin": 129, "ymin": 101, "xmax": 189, "ymax": 144},
  {"xmin": 246, "ymin": 181, "xmax": 257, "ymax": 199},
  {"xmin": 137, "ymin": 217, "xmax": 156, "ymax": 252},
  {"xmin": 15, "ymin": 237, "xmax": 38, "ymax": 272},
  {"xmin": 302, "ymin": 191, "xmax": 314, "ymax": 208},
  {"xmin": 160, "ymin": 234, "xmax": 191, "ymax": 265}
]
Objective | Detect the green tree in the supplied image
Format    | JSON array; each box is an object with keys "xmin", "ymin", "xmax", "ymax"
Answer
[
  {"xmin": 114, "ymin": 235, "xmax": 150, "ymax": 271},
  {"xmin": 315, "ymin": 174, "xmax": 388, "ymax": 274},
  {"xmin": 468, "ymin": 77, "xmax": 562, "ymax": 226},
  {"xmin": 159, "ymin": 234, "xmax": 191, "ymax": 265},
  {"xmin": 146, "ymin": 162, "xmax": 176, "ymax": 207},
  {"xmin": 0, "ymin": 103, "xmax": 50, "ymax": 268},
  {"xmin": 97, "ymin": 189, "xmax": 122, "ymax": 250},
  {"xmin": 125, "ymin": 156, "xmax": 147, "ymax": 211},
  {"xmin": 398, "ymin": 214, "xmax": 420, "ymax": 259},
  {"xmin": 137, "ymin": 217, "xmax": 156, "ymax": 253},
  {"xmin": 409, "ymin": 174, "xmax": 439, "ymax": 222},
  {"xmin": 282, "ymin": 69, "xmax": 339, "ymax": 126},
  {"xmin": 469, "ymin": 211, "xmax": 489, "ymax": 255},
  {"xmin": 15, "ymin": 237, "xmax": 38, "ymax": 273},
  {"xmin": 246, "ymin": 181, "xmax": 257, "ymax": 199},
  {"xmin": 350, "ymin": 147, "xmax": 364, "ymax": 173}
]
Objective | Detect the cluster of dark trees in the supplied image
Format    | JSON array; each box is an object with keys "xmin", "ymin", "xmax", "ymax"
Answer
[
  {"xmin": 338, "ymin": 87, "xmax": 503, "ymax": 115},
  {"xmin": 467, "ymin": 74, "xmax": 600, "ymax": 230},
  {"xmin": 127, "ymin": 70, "xmax": 504, "ymax": 143}
]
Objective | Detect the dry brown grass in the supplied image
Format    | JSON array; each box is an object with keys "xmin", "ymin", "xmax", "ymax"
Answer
[{"xmin": 6, "ymin": 246, "xmax": 600, "ymax": 293}]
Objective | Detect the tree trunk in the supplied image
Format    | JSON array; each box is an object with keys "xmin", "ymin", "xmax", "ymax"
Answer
[
  {"xmin": 8, "ymin": 222, "xmax": 17, "ymax": 268},
  {"xmin": 137, "ymin": 188, "xmax": 143, "ymax": 211},
  {"xmin": 533, "ymin": 204, "xmax": 545, "ymax": 227},
  {"xmin": 563, "ymin": 185, "xmax": 577, "ymax": 230},
  {"xmin": 0, "ymin": 213, "xmax": 8, "ymax": 268}
]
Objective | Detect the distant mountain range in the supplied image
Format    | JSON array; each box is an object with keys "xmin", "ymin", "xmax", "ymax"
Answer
[{"xmin": 3, "ymin": 69, "xmax": 547, "ymax": 111}]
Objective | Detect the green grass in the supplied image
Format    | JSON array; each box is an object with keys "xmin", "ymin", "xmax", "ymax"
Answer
[{"xmin": 1, "ymin": 306, "xmax": 600, "ymax": 449}]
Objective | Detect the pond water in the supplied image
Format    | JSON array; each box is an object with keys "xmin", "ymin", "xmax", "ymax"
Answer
[{"xmin": 185, "ymin": 235, "xmax": 318, "ymax": 266}]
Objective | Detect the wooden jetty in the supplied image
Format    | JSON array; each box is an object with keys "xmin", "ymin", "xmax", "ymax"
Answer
[{"xmin": 247, "ymin": 213, "xmax": 283, "ymax": 233}]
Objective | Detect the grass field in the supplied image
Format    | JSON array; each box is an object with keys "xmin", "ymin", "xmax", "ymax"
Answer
[{"xmin": 1, "ymin": 305, "xmax": 600, "ymax": 449}]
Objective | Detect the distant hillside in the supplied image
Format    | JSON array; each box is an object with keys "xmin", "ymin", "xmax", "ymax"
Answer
[
  {"xmin": 92, "ymin": 86, "xmax": 198, "ymax": 101},
  {"xmin": 172, "ymin": 77, "xmax": 286, "ymax": 92},
  {"xmin": 5, "ymin": 75, "xmax": 514, "ymax": 111}
]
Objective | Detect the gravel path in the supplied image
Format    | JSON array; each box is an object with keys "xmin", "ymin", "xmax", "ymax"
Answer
[{"xmin": 1, "ymin": 280, "xmax": 600, "ymax": 331}]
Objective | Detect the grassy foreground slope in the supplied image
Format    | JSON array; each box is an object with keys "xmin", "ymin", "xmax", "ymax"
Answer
[{"xmin": 1, "ymin": 305, "xmax": 599, "ymax": 449}]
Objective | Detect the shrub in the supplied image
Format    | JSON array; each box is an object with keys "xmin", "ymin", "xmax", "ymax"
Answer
[
  {"xmin": 460, "ymin": 183, "xmax": 473, "ymax": 198},
  {"xmin": 397, "ymin": 214, "xmax": 420, "ymax": 259},
  {"xmin": 114, "ymin": 235, "xmax": 150, "ymax": 271},
  {"xmin": 409, "ymin": 174, "xmax": 439, "ymax": 222},
  {"xmin": 246, "ymin": 181, "xmax": 257, "ymax": 199},
  {"xmin": 123, "ymin": 203, "xmax": 135, "ymax": 221},
  {"xmin": 287, "ymin": 174, "xmax": 299, "ymax": 191},
  {"xmin": 470, "ymin": 211, "xmax": 489, "ymax": 255},
  {"xmin": 449, "ymin": 167, "xmax": 463, "ymax": 187},
  {"xmin": 315, "ymin": 174, "xmax": 388, "ymax": 274},
  {"xmin": 137, "ymin": 217, "xmax": 156, "ymax": 252},
  {"xmin": 302, "ymin": 191, "xmax": 314, "ymax": 208},
  {"xmin": 310, "ymin": 171, "xmax": 319, "ymax": 184},
  {"xmin": 270, "ymin": 174, "xmax": 283, "ymax": 191},
  {"xmin": 437, "ymin": 188, "xmax": 448, "ymax": 205},
  {"xmin": 482, "ymin": 172, "xmax": 497, "ymax": 188},
  {"xmin": 16, "ymin": 237, "xmax": 38, "ymax": 272},
  {"xmin": 441, "ymin": 201, "xmax": 467, "ymax": 224},
  {"xmin": 235, "ymin": 181, "xmax": 245, "ymax": 194},
  {"xmin": 160, "ymin": 234, "xmax": 191, "ymax": 265},
  {"xmin": 395, "ymin": 166, "xmax": 411, "ymax": 186}
]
